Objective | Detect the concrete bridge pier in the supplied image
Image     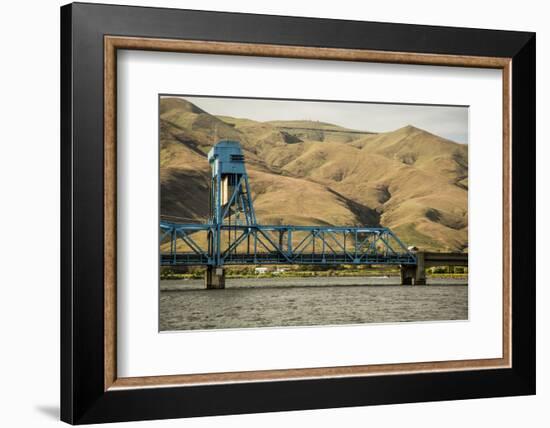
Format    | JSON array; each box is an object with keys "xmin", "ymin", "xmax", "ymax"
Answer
[
  {"xmin": 400, "ymin": 265, "xmax": 414, "ymax": 285},
  {"xmin": 205, "ymin": 266, "xmax": 225, "ymax": 289},
  {"xmin": 400, "ymin": 252, "xmax": 426, "ymax": 285}
]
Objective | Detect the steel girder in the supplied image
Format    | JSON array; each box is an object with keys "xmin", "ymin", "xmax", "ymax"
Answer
[{"xmin": 159, "ymin": 222, "xmax": 416, "ymax": 266}]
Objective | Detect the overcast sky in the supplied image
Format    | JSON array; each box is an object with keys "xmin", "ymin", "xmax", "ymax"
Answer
[{"xmin": 168, "ymin": 95, "xmax": 469, "ymax": 144}]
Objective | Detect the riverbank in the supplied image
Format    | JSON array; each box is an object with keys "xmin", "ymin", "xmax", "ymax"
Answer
[
  {"xmin": 160, "ymin": 276, "xmax": 467, "ymax": 291},
  {"xmin": 160, "ymin": 270, "xmax": 468, "ymax": 281}
]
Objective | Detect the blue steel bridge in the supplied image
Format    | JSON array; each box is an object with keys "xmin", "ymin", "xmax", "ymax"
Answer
[
  {"xmin": 159, "ymin": 223, "xmax": 416, "ymax": 267},
  {"xmin": 160, "ymin": 140, "xmax": 425, "ymax": 289}
]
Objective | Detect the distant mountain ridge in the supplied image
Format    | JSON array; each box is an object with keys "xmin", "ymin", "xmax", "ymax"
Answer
[{"xmin": 160, "ymin": 97, "xmax": 468, "ymax": 252}]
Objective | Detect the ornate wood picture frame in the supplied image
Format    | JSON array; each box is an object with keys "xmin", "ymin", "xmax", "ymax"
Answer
[{"xmin": 61, "ymin": 2, "xmax": 535, "ymax": 424}]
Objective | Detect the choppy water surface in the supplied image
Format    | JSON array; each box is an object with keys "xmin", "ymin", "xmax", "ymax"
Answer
[{"xmin": 159, "ymin": 277, "xmax": 468, "ymax": 331}]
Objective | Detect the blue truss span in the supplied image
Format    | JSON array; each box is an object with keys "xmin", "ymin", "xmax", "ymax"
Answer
[{"xmin": 160, "ymin": 140, "xmax": 416, "ymax": 267}]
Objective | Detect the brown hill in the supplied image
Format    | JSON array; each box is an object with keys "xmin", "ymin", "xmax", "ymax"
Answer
[{"xmin": 159, "ymin": 97, "xmax": 468, "ymax": 252}]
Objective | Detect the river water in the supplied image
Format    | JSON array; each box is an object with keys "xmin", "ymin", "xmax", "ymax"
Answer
[{"xmin": 159, "ymin": 277, "xmax": 468, "ymax": 331}]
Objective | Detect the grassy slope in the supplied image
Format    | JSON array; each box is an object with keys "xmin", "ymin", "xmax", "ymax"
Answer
[{"xmin": 159, "ymin": 97, "xmax": 468, "ymax": 252}]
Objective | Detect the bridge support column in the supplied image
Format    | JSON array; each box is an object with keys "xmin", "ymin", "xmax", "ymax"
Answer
[
  {"xmin": 414, "ymin": 252, "xmax": 426, "ymax": 285},
  {"xmin": 401, "ymin": 252, "xmax": 426, "ymax": 285},
  {"xmin": 400, "ymin": 265, "xmax": 415, "ymax": 285},
  {"xmin": 205, "ymin": 266, "xmax": 225, "ymax": 289}
]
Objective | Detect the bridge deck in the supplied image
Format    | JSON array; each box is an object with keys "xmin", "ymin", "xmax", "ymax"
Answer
[
  {"xmin": 424, "ymin": 252, "xmax": 468, "ymax": 267},
  {"xmin": 160, "ymin": 251, "xmax": 415, "ymax": 266}
]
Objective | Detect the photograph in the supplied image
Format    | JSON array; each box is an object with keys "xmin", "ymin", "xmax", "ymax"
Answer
[{"xmin": 159, "ymin": 95, "xmax": 469, "ymax": 331}]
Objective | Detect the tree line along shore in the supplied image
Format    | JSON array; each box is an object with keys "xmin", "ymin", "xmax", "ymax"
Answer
[{"xmin": 160, "ymin": 265, "xmax": 468, "ymax": 280}]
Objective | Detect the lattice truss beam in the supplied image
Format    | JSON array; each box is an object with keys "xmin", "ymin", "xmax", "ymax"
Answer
[{"xmin": 160, "ymin": 223, "xmax": 416, "ymax": 266}]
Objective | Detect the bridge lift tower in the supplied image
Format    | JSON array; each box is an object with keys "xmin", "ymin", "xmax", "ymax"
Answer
[{"xmin": 205, "ymin": 140, "xmax": 257, "ymax": 288}]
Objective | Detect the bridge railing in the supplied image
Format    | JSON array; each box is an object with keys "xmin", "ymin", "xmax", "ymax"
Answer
[{"xmin": 159, "ymin": 222, "xmax": 416, "ymax": 266}]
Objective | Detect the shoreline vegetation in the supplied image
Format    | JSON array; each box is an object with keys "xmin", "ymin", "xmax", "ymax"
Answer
[{"xmin": 160, "ymin": 266, "xmax": 468, "ymax": 281}]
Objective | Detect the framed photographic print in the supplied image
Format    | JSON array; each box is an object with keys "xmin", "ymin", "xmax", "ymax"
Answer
[{"xmin": 60, "ymin": 2, "xmax": 535, "ymax": 424}]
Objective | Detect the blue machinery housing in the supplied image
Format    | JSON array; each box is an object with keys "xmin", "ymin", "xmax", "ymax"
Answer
[{"xmin": 160, "ymin": 141, "xmax": 418, "ymax": 287}]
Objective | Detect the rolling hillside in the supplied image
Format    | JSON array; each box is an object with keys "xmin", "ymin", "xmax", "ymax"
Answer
[{"xmin": 160, "ymin": 97, "xmax": 468, "ymax": 252}]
